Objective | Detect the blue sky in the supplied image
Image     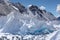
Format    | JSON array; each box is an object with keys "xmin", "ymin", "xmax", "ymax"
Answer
[{"xmin": 10, "ymin": 0, "xmax": 60, "ymax": 17}]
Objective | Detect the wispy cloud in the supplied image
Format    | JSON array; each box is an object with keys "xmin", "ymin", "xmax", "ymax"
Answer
[{"xmin": 56, "ymin": 4, "xmax": 60, "ymax": 13}]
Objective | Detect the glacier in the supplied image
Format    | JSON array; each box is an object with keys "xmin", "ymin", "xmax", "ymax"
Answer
[{"xmin": 0, "ymin": 10, "xmax": 56, "ymax": 36}]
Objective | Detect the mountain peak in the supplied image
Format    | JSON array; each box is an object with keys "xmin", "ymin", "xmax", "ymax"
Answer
[{"xmin": 29, "ymin": 5, "xmax": 39, "ymax": 11}]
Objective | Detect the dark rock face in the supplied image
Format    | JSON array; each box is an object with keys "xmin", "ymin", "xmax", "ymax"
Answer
[
  {"xmin": 57, "ymin": 17, "xmax": 60, "ymax": 20},
  {"xmin": 12, "ymin": 2, "xmax": 27, "ymax": 13},
  {"xmin": 0, "ymin": 4, "xmax": 10, "ymax": 16},
  {"xmin": 29, "ymin": 5, "xmax": 39, "ymax": 15},
  {"xmin": 28, "ymin": 5, "xmax": 56, "ymax": 20},
  {"xmin": 0, "ymin": 0, "xmax": 5, "ymax": 4},
  {"xmin": 29, "ymin": 5, "xmax": 39, "ymax": 11},
  {"xmin": 0, "ymin": 0, "xmax": 13, "ymax": 16}
]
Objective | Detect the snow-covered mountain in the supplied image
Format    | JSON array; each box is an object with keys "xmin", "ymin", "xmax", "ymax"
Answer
[
  {"xmin": 0, "ymin": 0, "xmax": 60, "ymax": 40},
  {"xmin": 12, "ymin": 3, "xmax": 56, "ymax": 21}
]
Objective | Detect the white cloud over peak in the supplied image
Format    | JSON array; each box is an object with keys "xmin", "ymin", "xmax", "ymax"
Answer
[{"xmin": 40, "ymin": 6, "xmax": 46, "ymax": 10}]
